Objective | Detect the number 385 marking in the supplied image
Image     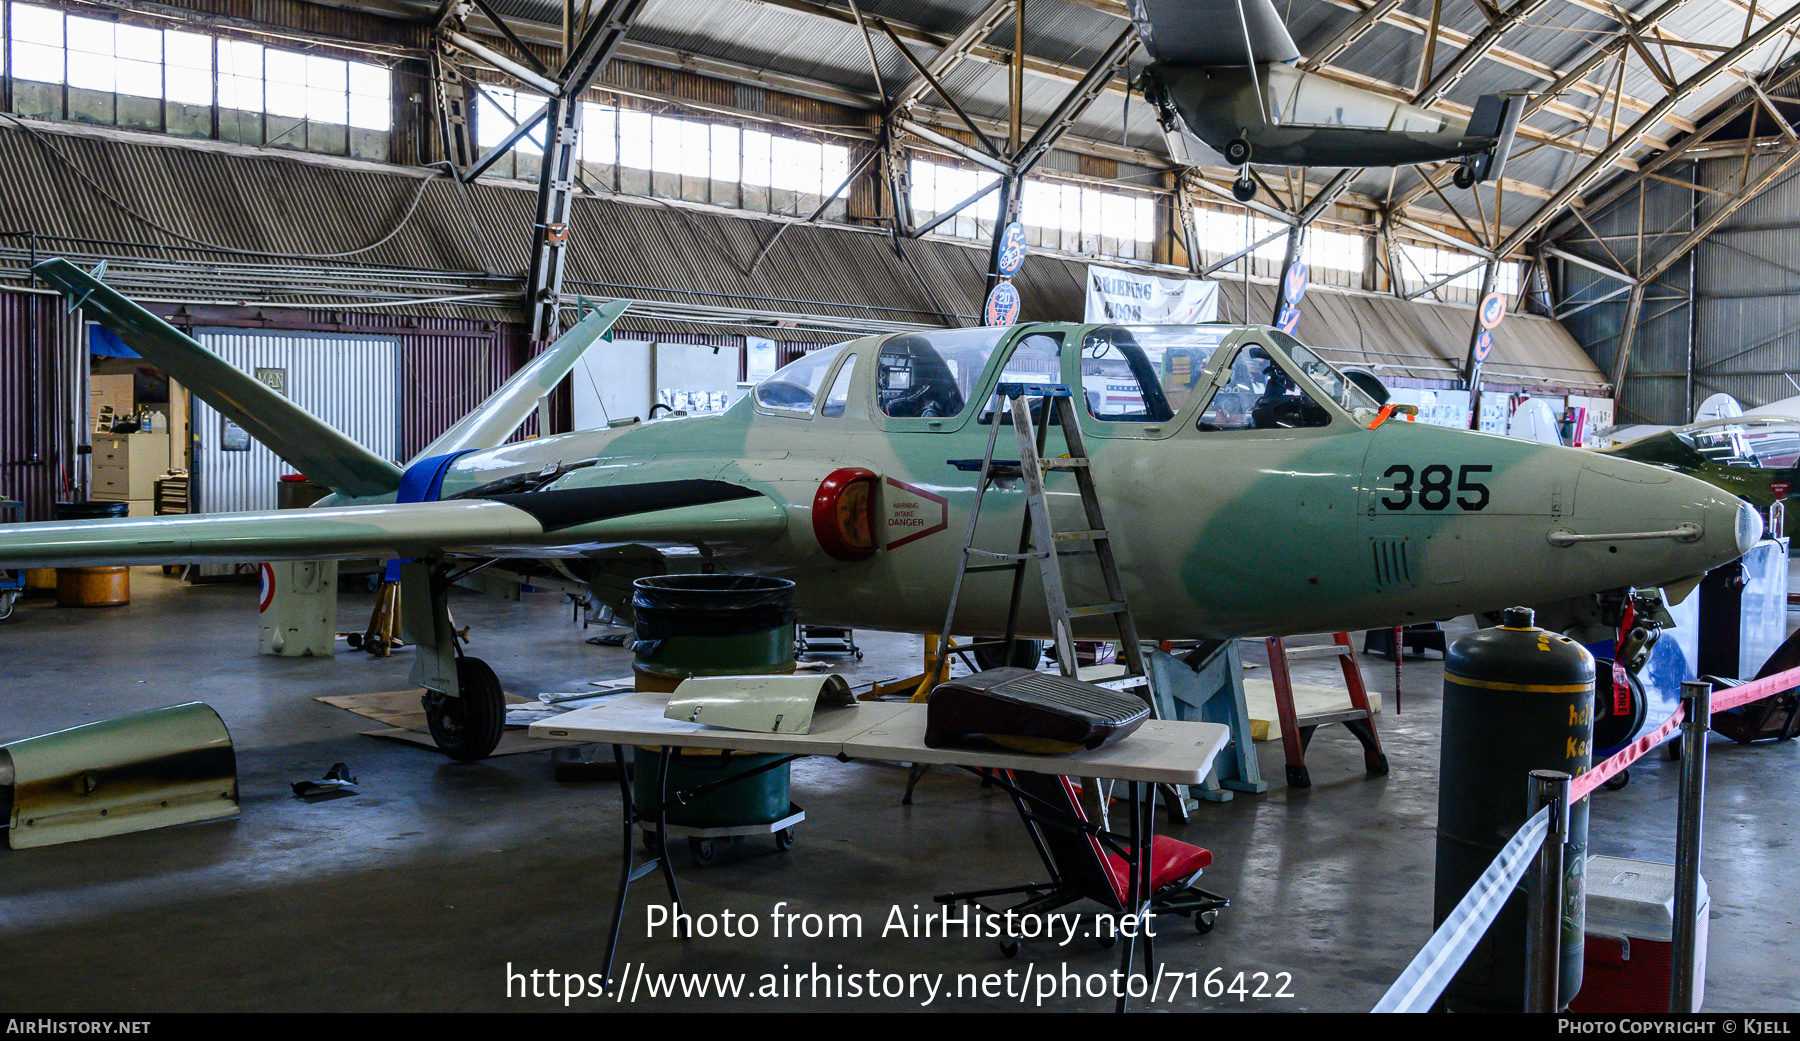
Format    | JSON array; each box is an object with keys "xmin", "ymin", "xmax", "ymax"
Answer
[{"xmin": 1381, "ymin": 464, "xmax": 1492, "ymax": 511}]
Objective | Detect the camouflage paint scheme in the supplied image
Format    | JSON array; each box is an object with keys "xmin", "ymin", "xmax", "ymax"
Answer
[{"xmin": 1599, "ymin": 427, "xmax": 1800, "ymax": 514}]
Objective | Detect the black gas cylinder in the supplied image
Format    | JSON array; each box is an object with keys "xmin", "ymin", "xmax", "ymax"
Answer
[{"xmin": 1436, "ymin": 606, "xmax": 1594, "ymax": 1012}]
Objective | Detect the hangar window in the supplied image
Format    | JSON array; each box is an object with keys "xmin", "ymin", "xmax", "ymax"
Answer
[
  {"xmin": 876, "ymin": 328, "xmax": 1008, "ymax": 420},
  {"xmin": 5, "ymin": 5, "xmax": 392, "ymax": 157},
  {"xmin": 1197, "ymin": 344, "xmax": 1333, "ymax": 432},
  {"xmin": 477, "ymin": 86, "xmax": 548, "ymax": 156},
  {"xmin": 1395, "ymin": 243, "xmax": 1520, "ymax": 304},
  {"xmin": 753, "ymin": 344, "xmax": 849, "ymax": 415},
  {"xmin": 1080, "ymin": 326, "xmax": 1229, "ymax": 423},
  {"xmin": 908, "ymin": 158, "xmax": 1157, "ymax": 261},
  {"xmin": 563, "ymin": 101, "xmax": 851, "ymax": 219},
  {"xmin": 1190, "ymin": 208, "xmax": 1367, "ymax": 287}
]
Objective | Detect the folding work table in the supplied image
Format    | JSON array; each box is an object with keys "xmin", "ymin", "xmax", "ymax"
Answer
[{"xmin": 532, "ymin": 692, "xmax": 1229, "ymax": 1012}]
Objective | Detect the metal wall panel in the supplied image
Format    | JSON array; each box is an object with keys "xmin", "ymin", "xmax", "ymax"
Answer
[
  {"xmin": 0, "ymin": 291, "xmax": 84, "ymax": 522},
  {"xmin": 398, "ymin": 336, "xmax": 509, "ymax": 460},
  {"xmin": 190, "ymin": 329, "xmax": 399, "ymax": 514},
  {"xmin": 1688, "ymin": 155, "xmax": 1800, "ymax": 413}
]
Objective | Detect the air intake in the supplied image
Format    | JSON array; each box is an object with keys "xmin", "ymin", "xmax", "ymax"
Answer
[{"xmin": 1371, "ymin": 537, "xmax": 1415, "ymax": 590}]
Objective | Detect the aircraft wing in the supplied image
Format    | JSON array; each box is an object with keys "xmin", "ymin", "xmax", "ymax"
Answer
[
  {"xmin": 34, "ymin": 258, "xmax": 406, "ymax": 498},
  {"xmin": 0, "ymin": 480, "xmax": 787, "ymax": 567},
  {"xmin": 1129, "ymin": 0, "xmax": 1300, "ymax": 66}
]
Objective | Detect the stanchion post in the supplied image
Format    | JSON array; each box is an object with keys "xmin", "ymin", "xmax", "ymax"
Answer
[
  {"xmin": 1671, "ymin": 679, "xmax": 1712, "ymax": 1013},
  {"xmin": 1524, "ymin": 769, "xmax": 1571, "ymax": 1013}
]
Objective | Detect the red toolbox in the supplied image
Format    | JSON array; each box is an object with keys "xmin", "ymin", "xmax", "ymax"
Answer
[{"xmin": 1568, "ymin": 856, "xmax": 1709, "ymax": 1013}]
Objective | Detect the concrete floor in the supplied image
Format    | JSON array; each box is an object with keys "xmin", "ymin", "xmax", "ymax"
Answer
[{"xmin": 0, "ymin": 569, "xmax": 1795, "ymax": 1012}]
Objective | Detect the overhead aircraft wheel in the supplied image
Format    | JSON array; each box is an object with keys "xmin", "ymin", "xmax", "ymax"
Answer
[
  {"xmin": 1453, "ymin": 165, "xmax": 1477, "ymax": 189},
  {"xmin": 973, "ymin": 638, "xmax": 1047, "ymax": 671},
  {"xmin": 775, "ymin": 827, "xmax": 796, "ymax": 851},
  {"xmin": 1232, "ymin": 176, "xmax": 1256, "ymax": 203},
  {"xmin": 1225, "ymin": 138, "xmax": 1252, "ymax": 165},
  {"xmin": 423, "ymin": 656, "xmax": 506, "ymax": 762},
  {"xmin": 690, "ymin": 837, "xmax": 717, "ymax": 866},
  {"xmin": 1603, "ymin": 769, "xmax": 1630, "ymax": 792}
]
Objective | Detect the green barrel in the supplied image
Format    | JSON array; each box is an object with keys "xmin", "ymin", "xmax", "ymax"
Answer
[
  {"xmin": 629, "ymin": 575, "xmax": 797, "ymax": 693},
  {"xmin": 629, "ymin": 575, "xmax": 797, "ymax": 828},
  {"xmin": 632, "ymin": 747, "xmax": 791, "ymax": 828},
  {"xmin": 1436, "ymin": 606, "xmax": 1593, "ymax": 1012}
]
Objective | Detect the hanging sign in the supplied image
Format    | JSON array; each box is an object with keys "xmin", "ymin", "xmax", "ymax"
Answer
[
  {"xmin": 1473, "ymin": 328, "xmax": 1494, "ymax": 363},
  {"xmin": 996, "ymin": 222, "xmax": 1028, "ymax": 278},
  {"xmin": 984, "ymin": 281, "xmax": 1021, "ymax": 327},
  {"xmin": 1083, "ymin": 266, "xmax": 1219, "ymax": 324},
  {"xmin": 1276, "ymin": 306, "xmax": 1302, "ymax": 335},
  {"xmin": 1282, "ymin": 262, "xmax": 1309, "ymax": 306},
  {"xmin": 1478, "ymin": 291, "xmax": 1507, "ymax": 330}
]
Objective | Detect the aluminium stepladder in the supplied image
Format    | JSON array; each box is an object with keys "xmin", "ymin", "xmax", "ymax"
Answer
[{"xmin": 914, "ymin": 382, "xmax": 1186, "ymax": 824}]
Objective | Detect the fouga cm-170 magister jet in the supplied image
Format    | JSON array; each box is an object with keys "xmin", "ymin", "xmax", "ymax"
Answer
[{"xmin": 0, "ymin": 259, "xmax": 1760, "ymax": 760}]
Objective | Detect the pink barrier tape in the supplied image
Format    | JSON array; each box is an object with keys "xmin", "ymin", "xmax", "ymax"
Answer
[
  {"xmin": 1566, "ymin": 661, "xmax": 1800, "ymax": 803},
  {"xmin": 1569, "ymin": 706, "xmax": 1684, "ymax": 802},
  {"xmin": 1711, "ymin": 662, "xmax": 1800, "ymax": 713}
]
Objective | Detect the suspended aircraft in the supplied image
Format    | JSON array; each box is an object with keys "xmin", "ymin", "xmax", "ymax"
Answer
[
  {"xmin": 1130, "ymin": 0, "xmax": 1526, "ymax": 199},
  {"xmin": 0, "ymin": 259, "xmax": 1758, "ymax": 760}
]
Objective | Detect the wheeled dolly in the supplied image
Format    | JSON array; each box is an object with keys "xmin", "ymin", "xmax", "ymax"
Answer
[
  {"xmin": 639, "ymin": 803, "xmax": 805, "ymax": 866},
  {"xmin": 796, "ymin": 625, "xmax": 862, "ymax": 660}
]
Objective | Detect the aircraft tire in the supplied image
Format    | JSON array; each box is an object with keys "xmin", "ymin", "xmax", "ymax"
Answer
[
  {"xmin": 973, "ymin": 638, "xmax": 1047, "ymax": 671},
  {"xmin": 1232, "ymin": 176, "xmax": 1256, "ymax": 202},
  {"xmin": 1453, "ymin": 165, "xmax": 1477, "ymax": 189},
  {"xmin": 1225, "ymin": 138, "xmax": 1251, "ymax": 165},
  {"xmin": 425, "ymin": 657, "xmax": 506, "ymax": 761}
]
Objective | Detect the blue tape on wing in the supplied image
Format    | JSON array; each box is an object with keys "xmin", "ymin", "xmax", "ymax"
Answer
[
  {"xmin": 397, "ymin": 451, "xmax": 471, "ymax": 504},
  {"xmin": 383, "ymin": 451, "xmax": 474, "ymax": 575}
]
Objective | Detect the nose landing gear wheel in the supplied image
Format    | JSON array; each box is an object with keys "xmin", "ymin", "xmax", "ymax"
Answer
[
  {"xmin": 1232, "ymin": 175, "xmax": 1256, "ymax": 202},
  {"xmin": 423, "ymin": 656, "xmax": 506, "ymax": 761}
]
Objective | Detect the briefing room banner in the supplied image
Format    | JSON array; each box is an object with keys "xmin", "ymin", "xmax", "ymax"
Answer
[{"xmin": 1084, "ymin": 266, "xmax": 1219, "ymax": 324}]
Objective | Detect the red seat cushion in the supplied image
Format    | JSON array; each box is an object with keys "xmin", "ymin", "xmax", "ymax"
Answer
[{"xmin": 1102, "ymin": 836, "xmax": 1212, "ymax": 905}]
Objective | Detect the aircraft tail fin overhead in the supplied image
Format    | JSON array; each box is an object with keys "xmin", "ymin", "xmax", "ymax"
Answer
[
  {"xmin": 32, "ymin": 258, "xmax": 405, "ymax": 498},
  {"xmin": 407, "ymin": 300, "xmax": 629, "ymax": 467}
]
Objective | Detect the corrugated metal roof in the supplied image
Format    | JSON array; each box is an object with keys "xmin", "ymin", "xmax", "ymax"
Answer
[{"xmin": 0, "ymin": 117, "xmax": 1112, "ymax": 338}]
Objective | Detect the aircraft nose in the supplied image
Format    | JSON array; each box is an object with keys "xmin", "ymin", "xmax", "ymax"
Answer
[
  {"xmin": 1727, "ymin": 494, "xmax": 1764, "ymax": 556},
  {"xmin": 1567, "ymin": 457, "xmax": 1758, "ymax": 583}
]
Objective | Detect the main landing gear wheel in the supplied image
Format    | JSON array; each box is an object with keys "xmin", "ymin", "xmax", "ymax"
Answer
[
  {"xmin": 973, "ymin": 638, "xmax": 1047, "ymax": 671},
  {"xmin": 1225, "ymin": 138, "xmax": 1252, "ymax": 165},
  {"xmin": 1453, "ymin": 164, "xmax": 1477, "ymax": 189},
  {"xmin": 424, "ymin": 656, "xmax": 506, "ymax": 761},
  {"xmin": 1232, "ymin": 176, "xmax": 1256, "ymax": 202}
]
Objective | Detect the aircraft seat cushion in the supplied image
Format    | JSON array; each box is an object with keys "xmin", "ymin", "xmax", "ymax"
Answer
[{"xmin": 1101, "ymin": 836, "xmax": 1212, "ymax": 904}]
